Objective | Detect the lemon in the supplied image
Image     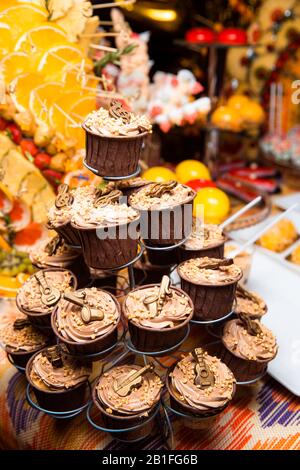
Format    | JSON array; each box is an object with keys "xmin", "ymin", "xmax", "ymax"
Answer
[
  {"xmin": 29, "ymin": 81, "xmax": 64, "ymax": 126},
  {"xmin": 0, "ymin": 22, "xmax": 14, "ymax": 58},
  {"xmin": 175, "ymin": 160, "xmax": 211, "ymax": 183},
  {"xmin": 142, "ymin": 167, "xmax": 178, "ymax": 183},
  {"xmin": 15, "ymin": 23, "xmax": 68, "ymax": 54},
  {"xmin": 9, "ymin": 72, "xmax": 44, "ymax": 112},
  {"xmin": 193, "ymin": 187, "xmax": 230, "ymax": 224}
]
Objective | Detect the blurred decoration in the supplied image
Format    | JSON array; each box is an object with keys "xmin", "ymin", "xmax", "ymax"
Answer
[{"xmin": 212, "ymin": 95, "xmax": 264, "ymax": 133}]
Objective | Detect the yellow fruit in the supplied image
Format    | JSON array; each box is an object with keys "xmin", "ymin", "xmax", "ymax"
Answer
[
  {"xmin": 0, "ymin": 22, "xmax": 14, "ymax": 58},
  {"xmin": 49, "ymin": 90, "xmax": 83, "ymax": 134},
  {"xmin": 238, "ymin": 101, "xmax": 265, "ymax": 125},
  {"xmin": 227, "ymin": 94, "xmax": 250, "ymax": 111},
  {"xmin": 66, "ymin": 95, "xmax": 97, "ymax": 149},
  {"xmin": 37, "ymin": 44, "xmax": 87, "ymax": 81},
  {"xmin": 211, "ymin": 106, "xmax": 243, "ymax": 132},
  {"xmin": 175, "ymin": 160, "xmax": 211, "ymax": 183},
  {"xmin": 193, "ymin": 187, "xmax": 230, "ymax": 224},
  {"xmin": 9, "ymin": 72, "xmax": 44, "ymax": 112},
  {"xmin": 0, "ymin": 234, "xmax": 11, "ymax": 252},
  {"xmin": 29, "ymin": 82, "xmax": 64, "ymax": 126},
  {"xmin": 142, "ymin": 167, "xmax": 177, "ymax": 183},
  {"xmin": 15, "ymin": 23, "xmax": 68, "ymax": 54},
  {"xmin": 0, "ymin": 275, "xmax": 23, "ymax": 297},
  {"xmin": 1, "ymin": 51, "xmax": 32, "ymax": 84},
  {"xmin": 62, "ymin": 67, "xmax": 98, "ymax": 91},
  {"xmin": 0, "ymin": 4, "xmax": 47, "ymax": 39}
]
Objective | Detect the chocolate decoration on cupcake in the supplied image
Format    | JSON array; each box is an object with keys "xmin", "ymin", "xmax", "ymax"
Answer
[
  {"xmin": 26, "ymin": 345, "xmax": 91, "ymax": 412},
  {"xmin": 83, "ymin": 102, "xmax": 152, "ymax": 177},
  {"xmin": 235, "ymin": 285, "xmax": 267, "ymax": 319},
  {"xmin": 129, "ymin": 181, "xmax": 196, "ymax": 246},
  {"xmin": 16, "ymin": 268, "xmax": 77, "ymax": 327},
  {"xmin": 123, "ymin": 277, "xmax": 193, "ymax": 352},
  {"xmin": 167, "ymin": 349, "xmax": 236, "ymax": 426},
  {"xmin": 179, "ymin": 223, "xmax": 226, "ymax": 262},
  {"xmin": 221, "ymin": 317, "xmax": 278, "ymax": 382},
  {"xmin": 0, "ymin": 316, "xmax": 52, "ymax": 369},
  {"xmin": 116, "ymin": 178, "xmax": 152, "ymax": 198},
  {"xmin": 52, "ymin": 288, "xmax": 121, "ymax": 356},
  {"xmin": 178, "ymin": 257, "xmax": 242, "ymax": 321},
  {"xmin": 55, "ymin": 184, "xmax": 74, "ymax": 209}
]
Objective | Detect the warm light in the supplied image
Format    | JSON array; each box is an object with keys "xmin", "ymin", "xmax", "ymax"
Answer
[{"xmin": 144, "ymin": 8, "xmax": 177, "ymax": 22}]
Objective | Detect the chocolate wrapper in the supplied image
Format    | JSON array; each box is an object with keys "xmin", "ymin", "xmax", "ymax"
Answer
[
  {"xmin": 139, "ymin": 194, "xmax": 196, "ymax": 246},
  {"xmin": 26, "ymin": 354, "xmax": 89, "ymax": 412},
  {"xmin": 178, "ymin": 265, "xmax": 242, "ymax": 321},
  {"xmin": 178, "ymin": 242, "xmax": 225, "ymax": 263},
  {"xmin": 49, "ymin": 221, "xmax": 81, "ymax": 248},
  {"xmin": 219, "ymin": 345, "xmax": 269, "ymax": 383},
  {"xmin": 123, "ymin": 285, "xmax": 194, "ymax": 353},
  {"xmin": 83, "ymin": 124, "xmax": 148, "ymax": 177},
  {"xmin": 6, "ymin": 340, "xmax": 53, "ymax": 370},
  {"xmin": 92, "ymin": 383, "xmax": 158, "ymax": 442},
  {"xmin": 73, "ymin": 220, "xmax": 140, "ymax": 270}
]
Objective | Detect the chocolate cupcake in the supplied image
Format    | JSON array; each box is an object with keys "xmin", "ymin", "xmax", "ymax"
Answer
[
  {"xmin": 47, "ymin": 184, "xmax": 99, "ymax": 247},
  {"xmin": 26, "ymin": 345, "xmax": 91, "ymax": 412},
  {"xmin": 178, "ymin": 223, "xmax": 226, "ymax": 262},
  {"xmin": 129, "ymin": 181, "xmax": 196, "ymax": 246},
  {"xmin": 222, "ymin": 316, "xmax": 278, "ymax": 383},
  {"xmin": 93, "ymin": 363, "xmax": 163, "ymax": 441},
  {"xmin": 167, "ymin": 348, "xmax": 236, "ymax": 429},
  {"xmin": 123, "ymin": 276, "xmax": 193, "ymax": 353},
  {"xmin": 235, "ymin": 285, "xmax": 267, "ymax": 320},
  {"xmin": 83, "ymin": 101, "xmax": 152, "ymax": 177},
  {"xmin": 0, "ymin": 317, "xmax": 53, "ymax": 369},
  {"xmin": 71, "ymin": 189, "xmax": 140, "ymax": 270},
  {"xmin": 29, "ymin": 235, "xmax": 90, "ymax": 288},
  {"xmin": 16, "ymin": 268, "xmax": 77, "ymax": 327},
  {"xmin": 225, "ymin": 244, "xmax": 253, "ymax": 286},
  {"xmin": 178, "ymin": 257, "xmax": 242, "ymax": 321},
  {"xmin": 52, "ymin": 287, "xmax": 121, "ymax": 356}
]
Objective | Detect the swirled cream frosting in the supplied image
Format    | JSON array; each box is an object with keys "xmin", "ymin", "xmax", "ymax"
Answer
[
  {"xmin": 30, "ymin": 350, "xmax": 91, "ymax": 391},
  {"xmin": 235, "ymin": 287, "xmax": 267, "ymax": 319},
  {"xmin": 17, "ymin": 270, "xmax": 75, "ymax": 314},
  {"xmin": 71, "ymin": 200, "xmax": 139, "ymax": 229},
  {"xmin": 124, "ymin": 286, "xmax": 193, "ymax": 329},
  {"xmin": 170, "ymin": 353, "xmax": 235, "ymax": 413},
  {"xmin": 129, "ymin": 182, "xmax": 195, "ymax": 210},
  {"xmin": 0, "ymin": 317, "xmax": 50, "ymax": 352},
  {"xmin": 178, "ymin": 257, "xmax": 242, "ymax": 285},
  {"xmin": 55, "ymin": 288, "xmax": 119, "ymax": 343},
  {"xmin": 96, "ymin": 364, "xmax": 163, "ymax": 415},
  {"xmin": 222, "ymin": 318, "xmax": 278, "ymax": 362},
  {"xmin": 183, "ymin": 223, "xmax": 225, "ymax": 251},
  {"xmin": 83, "ymin": 107, "xmax": 152, "ymax": 137}
]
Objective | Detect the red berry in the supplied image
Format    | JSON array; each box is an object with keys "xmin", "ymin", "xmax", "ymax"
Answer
[
  {"xmin": 42, "ymin": 169, "xmax": 63, "ymax": 186},
  {"xmin": 6, "ymin": 123, "xmax": 22, "ymax": 144},
  {"xmin": 0, "ymin": 117, "xmax": 8, "ymax": 131},
  {"xmin": 20, "ymin": 139, "xmax": 38, "ymax": 157},
  {"xmin": 34, "ymin": 153, "xmax": 51, "ymax": 170}
]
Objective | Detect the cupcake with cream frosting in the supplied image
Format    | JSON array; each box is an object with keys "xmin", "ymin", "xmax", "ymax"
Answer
[
  {"xmin": 222, "ymin": 316, "xmax": 278, "ymax": 382},
  {"xmin": 123, "ymin": 276, "xmax": 193, "ymax": 352},
  {"xmin": 235, "ymin": 285, "xmax": 267, "ymax": 319},
  {"xmin": 83, "ymin": 100, "xmax": 152, "ymax": 177},
  {"xmin": 178, "ymin": 257, "xmax": 242, "ymax": 321},
  {"xmin": 26, "ymin": 345, "xmax": 91, "ymax": 412},
  {"xmin": 167, "ymin": 349, "xmax": 236, "ymax": 429},
  {"xmin": 52, "ymin": 287, "xmax": 121, "ymax": 356},
  {"xmin": 179, "ymin": 223, "xmax": 226, "ymax": 262}
]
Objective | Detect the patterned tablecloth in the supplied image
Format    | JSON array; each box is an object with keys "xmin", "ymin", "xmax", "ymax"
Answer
[{"xmin": 0, "ymin": 298, "xmax": 300, "ymax": 451}]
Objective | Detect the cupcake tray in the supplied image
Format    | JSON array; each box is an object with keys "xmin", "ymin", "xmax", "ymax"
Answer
[{"xmin": 225, "ymin": 230, "xmax": 300, "ymax": 396}]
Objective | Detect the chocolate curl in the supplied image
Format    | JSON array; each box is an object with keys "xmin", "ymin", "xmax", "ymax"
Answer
[
  {"xmin": 148, "ymin": 180, "xmax": 178, "ymax": 198},
  {"xmin": 199, "ymin": 258, "xmax": 234, "ymax": 271}
]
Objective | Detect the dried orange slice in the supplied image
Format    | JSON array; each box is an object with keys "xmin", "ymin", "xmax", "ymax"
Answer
[
  {"xmin": 0, "ymin": 275, "xmax": 21, "ymax": 297},
  {"xmin": 29, "ymin": 81, "xmax": 64, "ymax": 126},
  {"xmin": 49, "ymin": 90, "xmax": 82, "ymax": 135},
  {"xmin": 15, "ymin": 24, "xmax": 68, "ymax": 54},
  {"xmin": 0, "ymin": 4, "xmax": 47, "ymax": 39},
  {"xmin": 9, "ymin": 72, "xmax": 44, "ymax": 113},
  {"xmin": 0, "ymin": 22, "xmax": 14, "ymax": 58},
  {"xmin": 37, "ymin": 44, "xmax": 87, "ymax": 81},
  {"xmin": 1, "ymin": 51, "xmax": 32, "ymax": 84},
  {"xmin": 67, "ymin": 95, "xmax": 97, "ymax": 149}
]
